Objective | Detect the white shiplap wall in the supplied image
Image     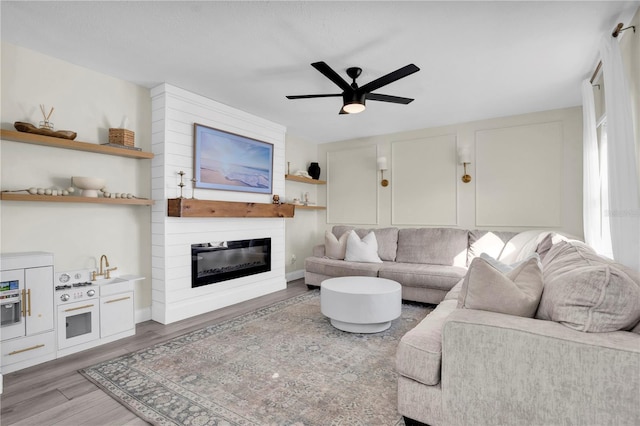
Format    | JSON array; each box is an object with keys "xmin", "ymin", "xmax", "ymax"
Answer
[{"xmin": 150, "ymin": 84, "xmax": 287, "ymax": 324}]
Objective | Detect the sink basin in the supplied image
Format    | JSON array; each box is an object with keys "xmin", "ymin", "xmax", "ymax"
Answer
[
  {"xmin": 94, "ymin": 275, "xmax": 144, "ymax": 297},
  {"xmin": 93, "ymin": 277, "xmax": 127, "ymax": 285}
]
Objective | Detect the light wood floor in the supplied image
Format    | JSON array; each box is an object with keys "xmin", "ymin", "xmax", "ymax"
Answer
[{"xmin": 0, "ymin": 279, "xmax": 309, "ymax": 426}]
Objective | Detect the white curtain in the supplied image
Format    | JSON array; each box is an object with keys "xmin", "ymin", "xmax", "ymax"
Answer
[
  {"xmin": 600, "ymin": 35, "xmax": 640, "ymax": 271},
  {"xmin": 599, "ymin": 124, "xmax": 613, "ymax": 258},
  {"xmin": 581, "ymin": 79, "xmax": 604, "ymax": 253}
]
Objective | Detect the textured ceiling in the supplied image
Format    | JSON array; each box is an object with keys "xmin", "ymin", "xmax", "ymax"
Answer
[{"xmin": 1, "ymin": 1, "xmax": 638, "ymax": 143}]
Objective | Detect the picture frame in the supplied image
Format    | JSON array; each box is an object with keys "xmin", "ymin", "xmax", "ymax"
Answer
[{"xmin": 193, "ymin": 123, "xmax": 274, "ymax": 194}]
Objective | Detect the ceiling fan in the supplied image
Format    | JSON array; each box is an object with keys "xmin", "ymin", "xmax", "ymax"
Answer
[{"xmin": 286, "ymin": 61, "xmax": 420, "ymax": 115}]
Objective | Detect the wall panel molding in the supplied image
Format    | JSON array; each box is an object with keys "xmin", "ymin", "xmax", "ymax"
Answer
[
  {"xmin": 326, "ymin": 146, "xmax": 378, "ymax": 224},
  {"xmin": 391, "ymin": 134, "xmax": 457, "ymax": 225},
  {"xmin": 475, "ymin": 121, "xmax": 563, "ymax": 227}
]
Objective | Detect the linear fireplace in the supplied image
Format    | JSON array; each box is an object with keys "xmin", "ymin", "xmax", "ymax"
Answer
[{"xmin": 191, "ymin": 238, "xmax": 271, "ymax": 288}]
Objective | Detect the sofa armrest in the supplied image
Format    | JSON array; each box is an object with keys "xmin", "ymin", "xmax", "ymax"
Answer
[
  {"xmin": 441, "ymin": 309, "xmax": 640, "ymax": 426},
  {"xmin": 312, "ymin": 244, "xmax": 325, "ymax": 257}
]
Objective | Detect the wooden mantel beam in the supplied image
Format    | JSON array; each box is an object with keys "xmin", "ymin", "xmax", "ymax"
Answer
[{"xmin": 167, "ymin": 198, "xmax": 295, "ymax": 218}]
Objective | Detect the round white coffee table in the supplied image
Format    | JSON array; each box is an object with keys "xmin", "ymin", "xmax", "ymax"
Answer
[{"xmin": 320, "ymin": 276, "xmax": 402, "ymax": 333}]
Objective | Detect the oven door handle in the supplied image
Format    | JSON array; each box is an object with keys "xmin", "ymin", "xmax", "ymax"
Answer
[{"xmin": 64, "ymin": 303, "xmax": 95, "ymax": 312}]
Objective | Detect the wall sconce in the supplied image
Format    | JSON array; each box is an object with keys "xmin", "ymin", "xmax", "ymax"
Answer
[
  {"xmin": 457, "ymin": 147, "xmax": 472, "ymax": 183},
  {"xmin": 377, "ymin": 156, "xmax": 389, "ymax": 187}
]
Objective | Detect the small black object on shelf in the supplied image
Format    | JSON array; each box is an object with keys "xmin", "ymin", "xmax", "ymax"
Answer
[{"xmin": 308, "ymin": 162, "xmax": 321, "ymax": 180}]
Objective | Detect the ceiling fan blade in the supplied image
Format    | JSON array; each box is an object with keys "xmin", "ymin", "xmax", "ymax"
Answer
[
  {"xmin": 359, "ymin": 64, "xmax": 420, "ymax": 93},
  {"xmin": 286, "ymin": 94, "xmax": 342, "ymax": 99},
  {"xmin": 366, "ymin": 93, "xmax": 415, "ymax": 104},
  {"xmin": 312, "ymin": 61, "xmax": 352, "ymax": 92}
]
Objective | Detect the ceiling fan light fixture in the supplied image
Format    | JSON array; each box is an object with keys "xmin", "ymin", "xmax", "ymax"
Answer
[
  {"xmin": 342, "ymin": 92, "xmax": 366, "ymax": 114},
  {"xmin": 342, "ymin": 101, "xmax": 366, "ymax": 114}
]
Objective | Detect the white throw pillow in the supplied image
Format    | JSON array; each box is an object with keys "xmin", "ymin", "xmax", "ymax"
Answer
[
  {"xmin": 324, "ymin": 230, "xmax": 349, "ymax": 260},
  {"xmin": 344, "ymin": 230, "xmax": 383, "ymax": 263}
]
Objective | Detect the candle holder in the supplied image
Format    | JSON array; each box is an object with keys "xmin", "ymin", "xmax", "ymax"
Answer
[{"xmin": 178, "ymin": 171, "xmax": 186, "ymax": 198}]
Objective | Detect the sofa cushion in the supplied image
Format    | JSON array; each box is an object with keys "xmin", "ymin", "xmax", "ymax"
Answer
[
  {"xmin": 444, "ymin": 278, "xmax": 465, "ymax": 301},
  {"xmin": 536, "ymin": 241, "xmax": 640, "ymax": 332},
  {"xmin": 458, "ymin": 254, "xmax": 543, "ymax": 318},
  {"xmin": 396, "ymin": 228, "xmax": 468, "ymax": 266},
  {"xmin": 467, "ymin": 230, "xmax": 517, "ymax": 266},
  {"xmin": 396, "ymin": 299, "xmax": 457, "ymax": 386},
  {"xmin": 379, "ymin": 263, "xmax": 466, "ymax": 291},
  {"xmin": 332, "ymin": 226, "xmax": 398, "ymax": 261},
  {"xmin": 324, "ymin": 230, "xmax": 349, "ymax": 260},
  {"xmin": 304, "ymin": 256, "xmax": 382, "ymax": 277},
  {"xmin": 344, "ymin": 231, "xmax": 383, "ymax": 263}
]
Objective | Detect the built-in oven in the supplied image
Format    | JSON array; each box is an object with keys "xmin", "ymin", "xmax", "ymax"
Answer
[
  {"xmin": 0, "ymin": 269, "xmax": 26, "ymax": 341},
  {"xmin": 55, "ymin": 272, "xmax": 100, "ymax": 351}
]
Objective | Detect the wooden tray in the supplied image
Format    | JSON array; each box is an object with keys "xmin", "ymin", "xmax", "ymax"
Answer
[{"xmin": 14, "ymin": 121, "xmax": 77, "ymax": 140}]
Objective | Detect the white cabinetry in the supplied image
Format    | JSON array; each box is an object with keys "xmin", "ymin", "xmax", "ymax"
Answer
[
  {"xmin": 0, "ymin": 252, "xmax": 55, "ymax": 374},
  {"xmin": 99, "ymin": 276, "xmax": 140, "ymax": 343}
]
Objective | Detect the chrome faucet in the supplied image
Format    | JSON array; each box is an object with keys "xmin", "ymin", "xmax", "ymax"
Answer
[{"xmin": 91, "ymin": 254, "xmax": 118, "ymax": 280}]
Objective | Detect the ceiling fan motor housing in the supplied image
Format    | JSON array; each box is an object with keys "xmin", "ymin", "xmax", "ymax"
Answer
[{"xmin": 343, "ymin": 91, "xmax": 366, "ymax": 106}]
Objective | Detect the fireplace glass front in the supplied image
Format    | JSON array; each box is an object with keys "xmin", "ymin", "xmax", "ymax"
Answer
[{"xmin": 191, "ymin": 238, "xmax": 271, "ymax": 288}]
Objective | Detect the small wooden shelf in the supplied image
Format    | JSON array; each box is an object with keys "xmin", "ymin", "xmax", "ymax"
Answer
[
  {"xmin": 285, "ymin": 174, "xmax": 326, "ymax": 185},
  {"xmin": 287, "ymin": 204, "xmax": 326, "ymax": 210},
  {"xmin": 0, "ymin": 193, "xmax": 154, "ymax": 206},
  {"xmin": 0, "ymin": 129, "xmax": 154, "ymax": 159},
  {"xmin": 168, "ymin": 198, "xmax": 295, "ymax": 218}
]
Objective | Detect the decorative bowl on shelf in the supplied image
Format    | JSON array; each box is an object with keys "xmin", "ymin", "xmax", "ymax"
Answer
[{"xmin": 72, "ymin": 176, "xmax": 106, "ymax": 197}]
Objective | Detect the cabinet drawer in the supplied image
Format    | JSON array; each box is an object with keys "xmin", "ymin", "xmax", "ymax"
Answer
[{"xmin": 1, "ymin": 331, "xmax": 56, "ymax": 367}]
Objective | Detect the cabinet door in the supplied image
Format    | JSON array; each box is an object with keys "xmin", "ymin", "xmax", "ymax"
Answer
[
  {"xmin": 25, "ymin": 266, "xmax": 54, "ymax": 336},
  {"xmin": 100, "ymin": 292, "xmax": 134, "ymax": 338}
]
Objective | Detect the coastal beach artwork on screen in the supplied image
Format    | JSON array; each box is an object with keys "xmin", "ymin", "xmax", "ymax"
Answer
[{"xmin": 193, "ymin": 123, "xmax": 273, "ymax": 194}]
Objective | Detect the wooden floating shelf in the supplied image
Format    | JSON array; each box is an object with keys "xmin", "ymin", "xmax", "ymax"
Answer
[
  {"xmin": 0, "ymin": 129, "xmax": 154, "ymax": 159},
  {"xmin": 167, "ymin": 198, "xmax": 295, "ymax": 218},
  {"xmin": 287, "ymin": 204, "xmax": 326, "ymax": 210},
  {"xmin": 284, "ymin": 174, "xmax": 326, "ymax": 185},
  {"xmin": 0, "ymin": 193, "xmax": 154, "ymax": 206}
]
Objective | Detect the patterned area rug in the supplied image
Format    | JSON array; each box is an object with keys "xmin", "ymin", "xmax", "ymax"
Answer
[{"xmin": 80, "ymin": 290, "xmax": 430, "ymax": 425}]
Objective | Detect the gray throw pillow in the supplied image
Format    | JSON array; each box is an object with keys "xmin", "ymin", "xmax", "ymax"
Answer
[
  {"xmin": 458, "ymin": 254, "xmax": 543, "ymax": 318},
  {"xmin": 324, "ymin": 230, "xmax": 349, "ymax": 260}
]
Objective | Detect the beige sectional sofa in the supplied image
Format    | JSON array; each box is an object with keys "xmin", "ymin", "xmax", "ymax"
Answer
[
  {"xmin": 307, "ymin": 226, "xmax": 640, "ymax": 425},
  {"xmin": 397, "ymin": 236, "xmax": 640, "ymax": 426},
  {"xmin": 304, "ymin": 225, "xmax": 517, "ymax": 304}
]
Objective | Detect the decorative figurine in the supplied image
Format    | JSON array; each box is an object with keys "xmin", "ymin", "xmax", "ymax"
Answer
[{"xmin": 272, "ymin": 194, "xmax": 280, "ymax": 204}]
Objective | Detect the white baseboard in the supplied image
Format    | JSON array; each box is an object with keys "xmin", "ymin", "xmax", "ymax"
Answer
[
  {"xmin": 286, "ymin": 269, "xmax": 305, "ymax": 282},
  {"xmin": 136, "ymin": 307, "xmax": 152, "ymax": 323}
]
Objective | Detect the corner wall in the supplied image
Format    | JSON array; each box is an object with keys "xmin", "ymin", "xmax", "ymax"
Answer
[{"xmin": 284, "ymin": 133, "xmax": 323, "ymax": 280}]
